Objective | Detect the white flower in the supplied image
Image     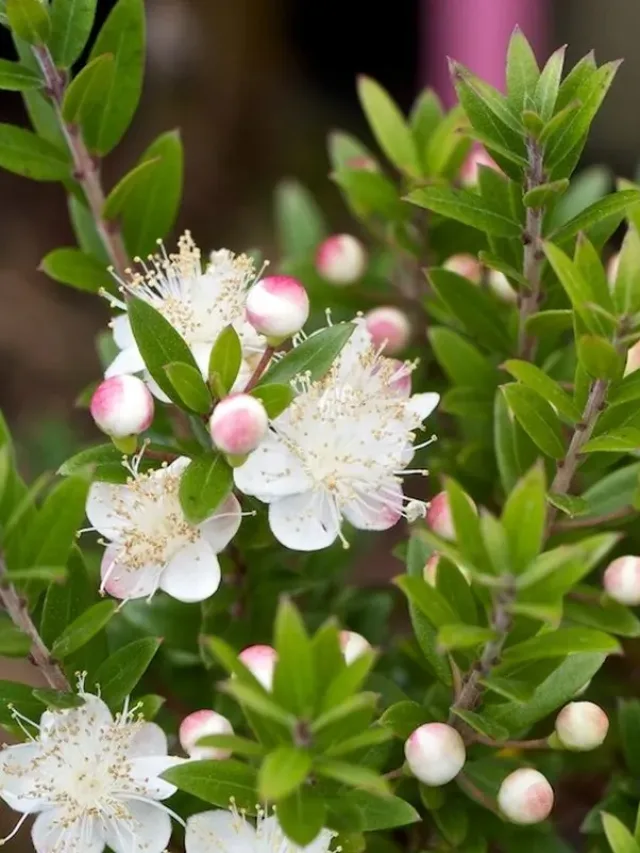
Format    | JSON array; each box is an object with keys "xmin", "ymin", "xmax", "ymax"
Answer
[
  {"xmin": 105, "ymin": 234, "xmax": 265, "ymax": 398},
  {"xmin": 86, "ymin": 455, "xmax": 241, "ymax": 603},
  {"xmin": 0, "ymin": 689, "xmax": 183, "ymax": 853},
  {"xmin": 186, "ymin": 807, "xmax": 335, "ymax": 853},
  {"xmin": 234, "ymin": 321, "xmax": 439, "ymax": 551}
]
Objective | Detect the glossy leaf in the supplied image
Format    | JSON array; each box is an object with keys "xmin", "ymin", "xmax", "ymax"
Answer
[
  {"xmin": 502, "ymin": 360, "xmax": 581, "ymax": 422},
  {"xmin": 258, "ymin": 747, "xmax": 311, "ymax": 800},
  {"xmin": 0, "ymin": 124, "xmax": 69, "ymax": 181},
  {"xmin": 261, "ymin": 323, "xmax": 354, "ymax": 386},
  {"xmin": 535, "ymin": 46, "xmax": 566, "ymax": 120},
  {"xmin": 0, "ymin": 59, "xmax": 41, "ymax": 90},
  {"xmin": 337, "ymin": 790, "xmax": 420, "ymax": 832},
  {"xmin": 543, "ymin": 241, "xmax": 609, "ymax": 336},
  {"xmin": 428, "ymin": 327, "xmax": 499, "ymax": 388},
  {"xmin": 582, "ymin": 428, "xmax": 640, "ymax": 453},
  {"xmin": 90, "ymin": 637, "xmax": 162, "ymax": 709},
  {"xmin": 552, "ymin": 191, "xmax": 640, "ymax": 247},
  {"xmin": 250, "ymin": 384, "xmax": 294, "ymax": 419},
  {"xmin": 452, "ymin": 709, "xmax": 509, "ymax": 741},
  {"xmin": 208, "ymin": 325, "xmax": 242, "ymax": 396},
  {"xmin": 278, "ymin": 790, "xmax": 326, "ymax": 847},
  {"xmin": 273, "ymin": 598, "xmax": 316, "ymax": 717},
  {"xmin": 49, "ymin": 0, "xmax": 97, "ymax": 67},
  {"xmin": 407, "ymin": 186, "xmax": 522, "ymax": 237},
  {"xmin": 163, "ymin": 760, "xmax": 258, "ymax": 813},
  {"xmin": 61, "ymin": 53, "xmax": 115, "ymax": 126},
  {"xmin": 501, "ymin": 464, "xmax": 546, "ymax": 572},
  {"xmin": 613, "ymin": 226, "xmax": 640, "ymax": 315},
  {"xmin": 501, "ymin": 627, "xmax": 620, "ymax": 664},
  {"xmin": 505, "ymin": 26, "xmax": 539, "ymax": 111},
  {"xmin": 51, "ymin": 600, "xmax": 117, "ymax": 659},
  {"xmin": 40, "ymin": 247, "xmax": 113, "ymax": 294},
  {"xmin": 501, "ymin": 383, "xmax": 565, "ymax": 459},
  {"xmin": 164, "ymin": 362, "xmax": 212, "ymax": 414},
  {"xmin": 395, "ymin": 575, "xmax": 458, "ymax": 629},
  {"xmin": 437, "ymin": 624, "xmax": 497, "ymax": 651},
  {"xmin": 577, "ymin": 336, "xmax": 623, "ymax": 381},
  {"xmin": 357, "ymin": 76, "xmax": 421, "ymax": 177},
  {"xmin": 601, "ymin": 813, "xmax": 640, "ymax": 853},
  {"xmin": 523, "ymin": 179, "xmax": 569, "ymax": 208},
  {"xmin": 6, "ymin": 0, "xmax": 49, "ymax": 43},
  {"xmin": 178, "ymin": 453, "xmax": 233, "ymax": 525},
  {"xmin": 379, "ymin": 701, "xmax": 432, "ymax": 739},
  {"xmin": 315, "ymin": 759, "xmax": 389, "ymax": 795},
  {"xmin": 275, "ymin": 179, "xmax": 326, "ymax": 259}
]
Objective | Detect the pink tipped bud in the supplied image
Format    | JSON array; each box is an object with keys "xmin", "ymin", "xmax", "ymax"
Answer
[
  {"xmin": 346, "ymin": 155, "xmax": 377, "ymax": 172},
  {"xmin": 423, "ymin": 553, "xmax": 440, "ymax": 586},
  {"xmin": 315, "ymin": 234, "xmax": 367, "ymax": 285},
  {"xmin": 404, "ymin": 723, "xmax": 466, "ymax": 786},
  {"xmin": 90, "ymin": 375, "xmax": 154, "ymax": 439},
  {"xmin": 443, "ymin": 254, "xmax": 482, "ymax": 283},
  {"xmin": 555, "ymin": 701, "xmax": 609, "ymax": 751},
  {"xmin": 238, "ymin": 644, "xmax": 277, "ymax": 691},
  {"xmin": 460, "ymin": 145, "xmax": 501, "ymax": 188},
  {"xmin": 498, "ymin": 768, "xmax": 554, "ymax": 825},
  {"xmin": 489, "ymin": 270, "xmax": 517, "ymax": 304},
  {"xmin": 209, "ymin": 394, "xmax": 268, "ymax": 456},
  {"xmin": 607, "ymin": 252, "xmax": 620, "ymax": 286},
  {"xmin": 339, "ymin": 630, "xmax": 372, "ymax": 665},
  {"xmin": 245, "ymin": 275, "xmax": 309, "ymax": 340},
  {"xmin": 625, "ymin": 341, "xmax": 640, "ymax": 376},
  {"xmin": 364, "ymin": 307, "xmax": 412, "ymax": 355},
  {"xmin": 179, "ymin": 710, "xmax": 234, "ymax": 760},
  {"xmin": 604, "ymin": 556, "xmax": 640, "ymax": 606}
]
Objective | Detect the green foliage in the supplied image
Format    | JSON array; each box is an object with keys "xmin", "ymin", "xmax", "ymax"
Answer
[{"xmin": 178, "ymin": 453, "xmax": 233, "ymax": 524}]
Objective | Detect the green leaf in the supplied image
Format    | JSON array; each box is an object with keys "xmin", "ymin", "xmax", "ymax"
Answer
[
  {"xmin": 164, "ymin": 362, "xmax": 212, "ymax": 414},
  {"xmin": 311, "ymin": 693, "xmax": 377, "ymax": 736},
  {"xmin": 83, "ymin": 0, "xmax": 145, "ymax": 155},
  {"xmin": 61, "ymin": 53, "xmax": 115, "ymax": 126},
  {"xmin": 395, "ymin": 575, "xmax": 458, "ymax": 629},
  {"xmin": 619, "ymin": 700, "xmax": 640, "ymax": 776},
  {"xmin": 582, "ymin": 428, "xmax": 640, "ymax": 453},
  {"xmin": 40, "ymin": 247, "xmax": 113, "ymax": 294},
  {"xmin": 5, "ymin": 566, "xmax": 67, "ymax": 584},
  {"xmin": 163, "ymin": 760, "xmax": 258, "ymax": 813},
  {"xmin": 0, "ymin": 123, "xmax": 69, "ymax": 181},
  {"xmin": 178, "ymin": 453, "xmax": 233, "ymax": 525},
  {"xmin": 407, "ymin": 186, "xmax": 522, "ymax": 237},
  {"xmin": 552, "ymin": 191, "xmax": 640, "ymax": 246},
  {"xmin": 49, "ymin": 0, "xmax": 97, "ymax": 67},
  {"xmin": 261, "ymin": 323, "xmax": 354, "ymax": 386},
  {"xmin": 479, "ymin": 676, "xmax": 533, "ymax": 703},
  {"xmin": 565, "ymin": 597, "xmax": 640, "ymax": 639},
  {"xmin": 68, "ymin": 194, "xmax": 108, "ymax": 262},
  {"xmin": 127, "ymin": 295, "xmax": 200, "ymax": 401},
  {"xmin": 338, "ymin": 790, "xmax": 420, "ymax": 831},
  {"xmin": 379, "ymin": 700, "xmax": 432, "ymax": 739},
  {"xmin": 602, "ymin": 813, "xmax": 640, "ymax": 853},
  {"xmin": 275, "ymin": 179, "xmax": 326, "ymax": 259},
  {"xmin": 250, "ymin": 384, "xmax": 294, "ymax": 419},
  {"xmin": 506, "ymin": 26, "xmax": 539, "ymax": 111},
  {"xmin": 258, "ymin": 747, "xmax": 311, "ymax": 800},
  {"xmin": 315, "ymin": 759, "xmax": 389, "ymax": 795},
  {"xmin": 501, "ymin": 464, "xmax": 546, "ymax": 572},
  {"xmin": 91, "ymin": 638, "xmax": 161, "ymax": 710},
  {"xmin": 452, "ymin": 709, "xmax": 509, "ymax": 742},
  {"xmin": 25, "ymin": 476, "xmax": 90, "ymax": 570},
  {"xmin": 325, "ymin": 727, "xmax": 393, "ymax": 758},
  {"xmin": 543, "ymin": 241, "xmax": 609, "ymax": 336},
  {"xmin": 273, "ymin": 598, "xmax": 316, "ymax": 717},
  {"xmin": 502, "ymin": 360, "xmax": 581, "ymax": 422},
  {"xmin": 0, "ymin": 619, "xmax": 30, "ymax": 657},
  {"xmin": 428, "ymin": 327, "xmax": 498, "ymax": 388},
  {"xmin": 40, "ymin": 547, "xmax": 94, "ymax": 656},
  {"xmin": 32, "ymin": 688, "xmax": 85, "ymax": 709},
  {"xmin": 328, "ymin": 130, "xmax": 377, "ymax": 173},
  {"xmin": 444, "ymin": 477, "xmax": 488, "ymax": 572},
  {"xmin": 209, "ymin": 325, "xmax": 242, "ymax": 396},
  {"xmin": 437, "ymin": 624, "xmax": 497, "ymax": 652},
  {"xmin": 7, "ymin": 0, "xmax": 49, "ymax": 43},
  {"xmin": 581, "ymin": 462, "xmax": 640, "ymax": 515},
  {"xmin": 196, "ymin": 734, "xmax": 265, "ymax": 758},
  {"xmin": 102, "ymin": 157, "xmax": 161, "ymax": 220},
  {"xmin": 0, "ymin": 59, "xmax": 41, "ymax": 90},
  {"xmin": 501, "ymin": 628, "xmax": 620, "ymax": 664},
  {"xmin": 51, "ymin": 600, "xmax": 116, "ymax": 660},
  {"xmin": 58, "ymin": 443, "xmax": 158, "ymax": 483},
  {"xmin": 277, "ymin": 789, "xmax": 326, "ymax": 847},
  {"xmin": 332, "ymin": 168, "xmax": 406, "ymax": 220},
  {"xmin": 577, "ymin": 336, "xmax": 623, "ymax": 381},
  {"xmin": 523, "ymin": 179, "xmax": 569, "ymax": 208},
  {"xmin": 0, "ymin": 680, "xmax": 45, "ymax": 727},
  {"xmin": 501, "ymin": 384, "xmax": 565, "ymax": 459},
  {"xmin": 410, "ymin": 88, "xmax": 443, "ymax": 169},
  {"xmin": 547, "ymin": 493, "xmax": 589, "ymax": 518},
  {"xmin": 120, "ymin": 130, "xmax": 184, "ymax": 258},
  {"xmin": 357, "ymin": 76, "xmax": 421, "ymax": 177},
  {"xmin": 613, "ymin": 226, "xmax": 640, "ymax": 315},
  {"xmin": 221, "ymin": 680, "xmax": 295, "ymax": 728},
  {"xmin": 610, "ymin": 371, "xmax": 640, "ymax": 406},
  {"xmin": 535, "ymin": 46, "xmax": 566, "ymax": 121}
]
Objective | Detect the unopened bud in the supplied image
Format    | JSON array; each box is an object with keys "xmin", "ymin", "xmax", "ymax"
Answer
[
  {"xmin": 238, "ymin": 644, "xmax": 277, "ymax": 691},
  {"xmin": 179, "ymin": 710, "xmax": 234, "ymax": 760},
  {"xmin": 498, "ymin": 768, "xmax": 554, "ymax": 825},
  {"xmin": 90, "ymin": 375, "xmax": 154, "ymax": 439},
  {"xmin": 555, "ymin": 701, "xmax": 609, "ymax": 751},
  {"xmin": 426, "ymin": 491, "xmax": 475, "ymax": 541},
  {"xmin": 423, "ymin": 553, "xmax": 440, "ymax": 586},
  {"xmin": 625, "ymin": 341, "xmax": 640, "ymax": 376},
  {"xmin": 316, "ymin": 234, "xmax": 367, "ymax": 285},
  {"xmin": 346, "ymin": 155, "xmax": 377, "ymax": 172},
  {"xmin": 604, "ymin": 555, "xmax": 640, "ymax": 606},
  {"xmin": 339, "ymin": 630, "xmax": 371, "ymax": 665},
  {"xmin": 488, "ymin": 270, "xmax": 517, "ymax": 304},
  {"xmin": 245, "ymin": 275, "xmax": 309, "ymax": 341},
  {"xmin": 460, "ymin": 145, "xmax": 501, "ymax": 188},
  {"xmin": 443, "ymin": 254, "xmax": 482, "ymax": 283},
  {"xmin": 209, "ymin": 394, "xmax": 268, "ymax": 456},
  {"xmin": 404, "ymin": 723, "xmax": 466, "ymax": 786},
  {"xmin": 607, "ymin": 252, "xmax": 620, "ymax": 286},
  {"xmin": 364, "ymin": 307, "xmax": 411, "ymax": 355}
]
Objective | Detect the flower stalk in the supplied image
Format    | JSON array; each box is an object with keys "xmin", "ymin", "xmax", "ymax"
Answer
[{"xmin": 517, "ymin": 136, "xmax": 545, "ymax": 359}]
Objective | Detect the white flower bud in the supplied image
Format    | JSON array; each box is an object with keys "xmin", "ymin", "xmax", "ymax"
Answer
[
  {"xmin": 488, "ymin": 270, "xmax": 517, "ymax": 304},
  {"xmin": 460, "ymin": 146, "xmax": 501, "ymax": 187},
  {"xmin": 339, "ymin": 630, "xmax": 371, "ymax": 665},
  {"xmin": 315, "ymin": 234, "xmax": 367, "ymax": 285},
  {"xmin": 625, "ymin": 341, "xmax": 640, "ymax": 376},
  {"xmin": 364, "ymin": 307, "xmax": 411, "ymax": 355},
  {"xmin": 555, "ymin": 701, "xmax": 609, "ymax": 751},
  {"xmin": 179, "ymin": 710, "xmax": 234, "ymax": 760},
  {"xmin": 604, "ymin": 555, "xmax": 640, "ymax": 606},
  {"xmin": 238, "ymin": 644, "xmax": 277, "ymax": 691},
  {"xmin": 498, "ymin": 768, "xmax": 554, "ymax": 825},
  {"xmin": 404, "ymin": 723, "xmax": 466, "ymax": 786},
  {"xmin": 245, "ymin": 275, "xmax": 309, "ymax": 340},
  {"xmin": 607, "ymin": 252, "xmax": 620, "ymax": 286},
  {"xmin": 90, "ymin": 375, "xmax": 154, "ymax": 438},
  {"xmin": 209, "ymin": 394, "xmax": 268, "ymax": 456},
  {"xmin": 443, "ymin": 254, "xmax": 482, "ymax": 283}
]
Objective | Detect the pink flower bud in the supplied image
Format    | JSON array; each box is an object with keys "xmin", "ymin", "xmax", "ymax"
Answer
[
  {"xmin": 498, "ymin": 768, "xmax": 554, "ymax": 825},
  {"xmin": 423, "ymin": 553, "xmax": 440, "ymax": 586},
  {"xmin": 346, "ymin": 155, "xmax": 377, "ymax": 172},
  {"xmin": 245, "ymin": 275, "xmax": 309, "ymax": 340},
  {"xmin": 443, "ymin": 254, "xmax": 482, "ymax": 283},
  {"xmin": 625, "ymin": 341, "xmax": 640, "ymax": 376},
  {"xmin": 238, "ymin": 644, "xmax": 277, "ymax": 690},
  {"xmin": 339, "ymin": 630, "xmax": 372, "ymax": 665},
  {"xmin": 460, "ymin": 145, "xmax": 501, "ymax": 188},
  {"xmin": 555, "ymin": 701, "xmax": 609, "ymax": 751},
  {"xmin": 607, "ymin": 252, "xmax": 620, "ymax": 286},
  {"xmin": 90, "ymin": 375, "xmax": 154, "ymax": 438},
  {"xmin": 426, "ymin": 491, "xmax": 476, "ymax": 541},
  {"xmin": 209, "ymin": 394, "xmax": 268, "ymax": 456},
  {"xmin": 604, "ymin": 555, "xmax": 640, "ymax": 606},
  {"xmin": 489, "ymin": 270, "xmax": 517, "ymax": 304},
  {"xmin": 404, "ymin": 723, "xmax": 466, "ymax": 786},
  {"xmin": 364, "ymin": 307, "xmax": 412, "ymax": 355},
  {"xmin": 179, "ymin": 710, "xmax": 234, "ymax": 760},
  {"xmin": 316, "ymin": 234, "xmax": 367, "ymax": 285}
]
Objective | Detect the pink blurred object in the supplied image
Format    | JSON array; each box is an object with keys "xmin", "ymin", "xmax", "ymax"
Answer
[{"xmin": 422, "ymin": 0, "xmax": 549, "ymax": 104}]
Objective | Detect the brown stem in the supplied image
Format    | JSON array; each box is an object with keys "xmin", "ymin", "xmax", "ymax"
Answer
[
  {"xmin": 32, "ymin": 45, "xmax": 130, "ymax": 279},
  {"xmin": 553, "ymin": 507, "xmax": 633, "ymax": 532},
  {"xmin": 517, "ymin": 137, "xmax": 545, "ymax": 359},
  {"xmin": 472, "ymin": 734, "xmax": 549, "ymax": 750},
  {"xmin": 0, "ymin": 556, "xmax": 69, "ymax": 691},
  {"xmin": 457, "ymin": 773, "xmax": 501, "ymax": 815},
  {"xmin": 243, "ymin": 346, "xmax": 274, "ymax": 392}
]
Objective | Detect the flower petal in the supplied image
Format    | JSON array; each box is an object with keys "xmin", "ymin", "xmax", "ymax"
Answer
[
  {"xmin": 0, "ymin": 742, "xmax": 47, "ymax": 813},
  {"xmin": 258, "ymin": 816, "xmax": 334, "ymax": 853},
  {"xmin": 233, "ymin": 434, "xmax": 312, "ymax": 500},
  {"xmin": 343, "ymin": 480, "xmax": 403, "ymax": 531},
  {"xmin": 268, "ymin": 490, "xmax": 340, "ymax": 551},
  {"xmin": 128, "ymin": 722, "xmax": 168, "ymax": 757},
  {"xmin": 111, "ymin": 314, "xmax": 135, "ymax": 350},
  {"xmin": 40, "ymin": 694, "xmax": 114, "ymax": 745},
  {"xmin": 159, "ymin": 539, "xmax": 221, "ymax": 603},
  {"xmin": 105, "ymin": 345, "xmax": 146, "ymax": 379},
  {"xmin": 128, "ymin": 756, "xmax": 185, "ymax": 800},
  {"xmin": 104, "ymin": 799, "xmax": 172, "ymax": 853},
  {"xmin": 32, "ymin": 810, "xmax": 104, "ymax": 853},
  {"xmin": 86, "ymin": 482, "xmax": 131, "ymax": 540},
  {"xmin": 406, "ymin": 392, "xmax": 439, "ymax": 422},
  {"xmin": 185, "ymin": 809, "xmax": 257, "ymax": 853},
  {"xmin": 100, "ymin": 546, "xmax": 160, "ymax": 601},
  {"xmin": 198, "ymin": 493, "xmax": 242, "ymax": 552}
]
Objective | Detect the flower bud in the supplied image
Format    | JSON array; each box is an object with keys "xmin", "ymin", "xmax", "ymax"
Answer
[
  {"xmin": 460, "ymin": 145, "xmax": 501, "ymax": 187},
  {"xmin": 607, "ymin": 252, "xmax": 620, "ymax": 286},
  {"xmin": 346, "ymin": 154, "xmax": 377, "ymax": 172},
  {"xmin": 179, "ymin": 710, "xmax": 234, "ymax": 760},
  {"xmin": 316, "ymin": 234, "xmax": 367, "ymax": 285},
  {"xmin": 404, "ymin": 723, "xmax": 466, "ymax": 786},
  {"xmin": 238, "ymin": 644, "xmax": 277, "ymax": 691},
  {"xmin": 90, "ymin": 375, "xmax": 154, "ymax": 439},
  {"xmin": 625, "ymin": 341, "xmax": 640, "ymax": 376},
  {"xmin": 209, "ymin": 394, "xmax": 268, "ymax": 456},
  {"xmin": 604, "ymin": 555, "xmax": 640, "ymax": 606},
  {"xmin": 443, "ymin": 254, "xmax": 482, "ymax": 283},
  {"xmin": 364, "ymin": 307, "xmax": 411, "ymax": 355},
  {"xmin": 423, "ymin": 553, "xmax": 440, "ymax": 586},
  {"xmin": 498, "ymin": 768, "xmax": 554, "ymax": 825},
  {"xmin": 488, "ymin": 270, "xmax": 517, "ymax": 304},
  {"xmin": 555, "ymin": 701, "xmax": 609, "ymax": 751},
  {"xmin": 339, "ymin": 630, "xmax": 371, "ymax": 665},
  {"xmin": 245, "ymin": 275, "xmax": 309, "ymax": 341}
]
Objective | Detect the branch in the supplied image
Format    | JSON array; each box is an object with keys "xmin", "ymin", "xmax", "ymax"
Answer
[
  {"xmin": 32, "ymin": 44, "xmax": 130, "ymax": 279},
  {"xmin": 0, "ymin": 556, "xmax": 70, "ymax": 692},
  {"xmin": 552, "ymin": 507, "xmax": 633, "ymax": 532},
  {"xmin": 243, "ymin": 346, "xmax": 275, "ymax": 392},
  {"xmin": 517, "ymin": 137, "xmax": 545, "ymax": 359},
  {"xmin": 471, "ymin": 734, "xmax": 549, "ymax": 750}
]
